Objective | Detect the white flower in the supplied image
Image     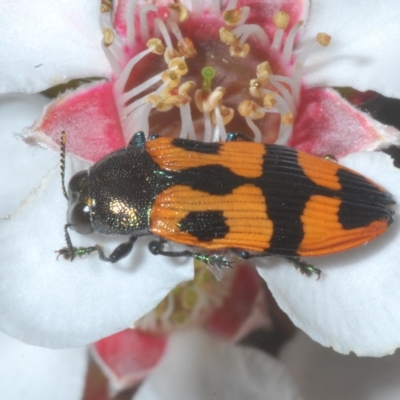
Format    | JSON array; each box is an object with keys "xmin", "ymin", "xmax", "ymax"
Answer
[{"xmin": 1, "ymin": 0, "xmax": 400, "ymax": 358}]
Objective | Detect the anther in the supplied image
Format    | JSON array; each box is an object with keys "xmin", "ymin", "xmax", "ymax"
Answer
[
  {"xmin": 168, "ymin": 1, "xmax": 190, "ymax": 22},
  {"xmin": 281, "ymin": 112, "xmax": 294, "ymax": 126},
  {"xmin": 103, "ymin": 28, "xmax": 114, "ymax": 47},
  {"xmin": 147, "ymin": 38, "xmax": 165, "ymax": 55},
  {"xmin": 317, "ymin": 32, "xmax": 331, "ymax": 46},
  {"xmin": 273, "ymin": 11, "xmax": 290, "ymax": 30},
  {"xmin": 100, "ymin": 0, "xmax": 112, "ymax": 13},
  {"xmin": 177, "ymin": 37, "xmax": 197, "ymax": 58},
  {"xmin": 223, "ymin": 9, "xmax": 242, "ymax": 25},
  {"xmin": 263, "ymin": 92, "xmax": 277, "ymax": 108},
  {"xmin": 238, "ymin": 100, "xmax": 265, "ymax": 119}
]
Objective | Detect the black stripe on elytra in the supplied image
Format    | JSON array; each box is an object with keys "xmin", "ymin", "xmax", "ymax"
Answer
[
  {"xmin": 257, "ymin": 145, "xmax": 315, "ymax": 256},
  {"xmin": 337, "ymin": 169, "xmax": 395, "ymax": 229},
  {"xmin": 171, "ymin": 138, "xmax": 221, "ymax": 154},
  {"xmin": 170, "ymin": 165, "xmax": 246, "ymax": 195},
  {"xmin": 178, "ymin": 211, "xmax": 229, "ymax": 241}
]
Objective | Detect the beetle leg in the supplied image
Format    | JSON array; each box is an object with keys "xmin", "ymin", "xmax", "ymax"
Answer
[
  {"xmin": 282, "ymin": 257, "xmax": 321, "ymax": 280},
  {"xmin": 231, "ymin": 249, "xmax": 320, "ymax": 279},
  {"xmin": 148, "ymin": 239, "xmax": 232, "ymax": 269},
  {"xmin": 95, "ymin": 236, "xmax": 138, "ymax": 263},
  {"xmin": 226, "ymin": 132, "xmax": 253, "ymax": 142}
]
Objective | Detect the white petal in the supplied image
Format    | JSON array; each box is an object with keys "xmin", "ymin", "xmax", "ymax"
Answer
[
  {"xmin": 258, "ymin": 152, "xmax": 400, "ymax": 356},
  {"xmin": 0, "ymin": 94, "xmax": 58, "ymax": 216},
  {"xmin": 0, "ymin": 330, "xmax": 87, "ymax": 400},
  {"xmin": 0, "ymin": 0, "xmax": 111, "ymax": 94},
  {"xmin": 302, "ymin": 0, "xmax": 400, "ymax": 98},
  {"xmin": 135, "ymin": 330, "xmax": 303, "ymax": 400},
  {"xmin": 281, "ymin": 331, "xmax": 400, "ymax": 400},
  {"xmin": 0, "ymin": 162, "xmax": 193, "ymax": 348}
]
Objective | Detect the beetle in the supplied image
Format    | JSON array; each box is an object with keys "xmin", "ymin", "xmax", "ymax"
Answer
[{"xmin": 57, "ymin": 131, "xmax": 395, "ymax": 278}]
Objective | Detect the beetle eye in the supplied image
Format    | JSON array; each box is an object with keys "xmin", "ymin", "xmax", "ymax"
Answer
[{"xmin": 69, "ymin": 202, "xmax": 94, "ymax": 234}]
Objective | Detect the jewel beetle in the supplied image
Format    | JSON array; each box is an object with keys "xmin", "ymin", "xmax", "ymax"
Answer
[{"xmin": 57, "ymin": 131, "xmax": 395, "ymax": 278}]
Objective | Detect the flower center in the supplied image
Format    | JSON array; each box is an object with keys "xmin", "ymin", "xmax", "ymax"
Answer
[
  {"xmin": 101, "ymin": 1, "xmax": 330, "ymax": 144},
  {"xmin": 135, "ymin": 260, "xmax": 234, "ymax": 334}
]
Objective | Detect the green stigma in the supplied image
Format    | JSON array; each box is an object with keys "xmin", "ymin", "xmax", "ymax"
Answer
[{"xmin": 201, "ymin": 66, "xmax": 216, "ymax": 90}]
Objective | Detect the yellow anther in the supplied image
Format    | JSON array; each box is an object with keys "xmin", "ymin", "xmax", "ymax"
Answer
[
  {"xmin": 223, "ymin": 9, "xmax": 243, "ymax": 25},
  {"xmin": 250, "ymin": 79, "xmax": 265, "ymax": 98},
  {"xmin": 178, "ymin": 81, "xmax": 196, "ymax": 96},
  {"xmin": 212, "ymin": 106, "xmax": 234, "ymax": 125},
  {"xmin": 195, "ymin": 87, "xmax": 225, "ymax": 113},
  {"xmin": 273, "ymin": 10, "xmax": 290, "ymax": 30},
  {"xmin": 177, "ymin": 37, "xmax": 197, "ymax": 58},
  {"xmin": 164, "ymin": 47, "xmax": 181, "ymax": 64},
  {"xmin": 230, "ymin": 43, "xmax": 250, "ymax": 58},
  {"xmin": 263, "ymin": 92, "xmax": 277, "ymax": 108},
  {"xmin": 256, "ymin": 61, "xmax": 272, "ymax": 81},
  {"xmin": 168, "ymin": 57, "xmax": 188, "ymax": 76},
  {"xmin": 238, "ymin": 100, "xmax": 265, "ymax": 119},
  {"xmin": 317, "ymin": 32, "xmax": 331, "ymax": 46},
  {"xmin": 282, "ymin": 112, "xmax": 294, "ymax": 125},
  {"xmin": 147, "ymin": 38, "xmax": 165, "ymax": 55},
  {"xmin": 146, "ymin": 94, "xmax": 174, "ymax": 112},
  {"xmin": 103, "ymin": 28, "xmax": 114, "ymax": 47},
  {"xmin": 168, "ymin": 1, "xmax": 190, "ymax": 22},
  {"xmin": 219, "ymin": 27, "xmax": 238, "ymax": 46},
  {"xmin": 161, "ymin": 70, "xmax": 181, "ymax": 88},
  {"xmin": 100, "ymin": 0, "xmax": 112, "ymax": 13}
]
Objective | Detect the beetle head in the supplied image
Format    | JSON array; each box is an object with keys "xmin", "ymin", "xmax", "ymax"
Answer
[{"xmin": 66, "ymin": 170, "xmax": 94, "ymax": 234}]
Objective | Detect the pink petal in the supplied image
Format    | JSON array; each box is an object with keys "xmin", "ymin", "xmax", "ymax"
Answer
[
  {"xmin": 93, "ymin": 329, "xmax": 166, "ymax": 391},
  {"xmin": 289, "ymin": 87, "xmax": 400, "ymax": 158},
  {"xmin": 205, "ymin": 264, "xmax": 271, "ymax": 340},
  {"xmin": 33, "ymin": 82, "xmax": 125, "ymax": 162}
]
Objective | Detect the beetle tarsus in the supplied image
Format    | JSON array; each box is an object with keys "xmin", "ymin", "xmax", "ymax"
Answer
[
  {"xmin": 284, "ymin": 257, "xmax": 321, "ymax": 279},
  {"xmin": 56, "ymin": 246, "xmax": 98, "ymax": 261},
  {"xmin": 148, "ymin": 239, "xmax": 232, "ymax": 269}
]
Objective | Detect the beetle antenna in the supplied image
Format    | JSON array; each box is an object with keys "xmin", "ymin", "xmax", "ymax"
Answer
[{"xmin": 60, "ymin": 131, "xmax": 69, "ymax": 200}]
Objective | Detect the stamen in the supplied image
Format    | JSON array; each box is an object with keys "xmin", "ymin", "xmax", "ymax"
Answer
[
  {"xmin": 238, "ymin": 99, "xmax": 265, "ymax": 120},
  {"xmin": 223, "ymin": 9, "xmax": 242, "ymax": 25},
  {"xmin": 190, "ymin": 0, "xmax": 202, "ymax": 15},
  {"xmin": 140, "ymin": 4, "xmax": 158, "ymax": 42},
  {"xmin": 168, "ymin": 57, "xmax": 189, "ymax": 76},
  {"xmin": 101, "ymin": 29, "xmax": 122, "ymax": 75},
  {"xmin": 155, "ymin": 18, "xmax": 174, "ymax": 54},
  {"xmin": 212, "ymin": 106, "xmax": 231, "ymax": 141},
  {"xmin": 126, "ymin": 0, "xmax": 140, "ymax": 48},
  {"xmin": 204, "ymin": 109, "xmax": 212, "ymax": 142},
  {"xmin": 282, "ymin": 21, "xmax": 303, "ymax": 65},
  {"xmin": 225, "ymin": 0, "xmax": 239, "ymax": 11},
  {"xmin": 245, "ymin": 117, "xmax": 262, "ymax": 142},
  {"xmin": 179, "ymin": 103, "xmax": 196, "ymax": 139},
  {"xmin": 114, "ymin": 39, "xmax": 164, "ymax": 95},
  {"xmin": 168, "ymin": 1, "xmax": 190, "ymax": 22},
  {"xmin": 271, "ymin": 11, "xmax": 290, "ymax": 51},
  {"xmin": 120, "ymin": 71, "xmax": 164, "ymax": 105},
  {"xmin": 100, "ymin": 0, "xmax": 112, "ymax": 13},
  {"xmin": 232, "ymin": 24, "xmax": 270, "ymax": 48},
  {"xmin": 209, "ymin": 0, "xmax": 221, "ymax": 17},
  {"xmin": 269, "ymin": 77, "xmax": 296, "ymax": 112}
]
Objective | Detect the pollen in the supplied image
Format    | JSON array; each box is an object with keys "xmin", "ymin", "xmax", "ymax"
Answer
[
  {"xmin": 317, "ymin": 32, "xmax": 331, "ymax": 46},
  {"xmin": 168, "ymin": 1, "xmax": 190, "ymax": 22},
  {"xmin": 177, "ymin": 37, "xmax": 197, "ymax": 58},
  {"xmin": 282, "ymin": 111, "xmax": 294, "ymax": 125},
  {"xmin": 263, "ymin": 92, "xmax": 277, "ymax": 108},
  {"xmin": 223, "ymin": 9, "xmax": 243, "ymax": 25},
  {"xmin": 273, "ymin": 11, "xmax": 290, "ymax": 30},
  {"xmin": 238, "ymin": 100, "xmax": 265, "ymax": 120},
  {"xmin": 102, "ymin": 28, "xmax": 114, "ymax": 47},
  {"xmin": 147, "ymin": 38, "xmax": 165, "ymax": 55},
  {"xmin": 219, "ymin": 27, "xmax": 238, "ymax": 46},
  {"xmin": 100, "ymin": 0, "xmax": 112, "ymax": 13}
]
